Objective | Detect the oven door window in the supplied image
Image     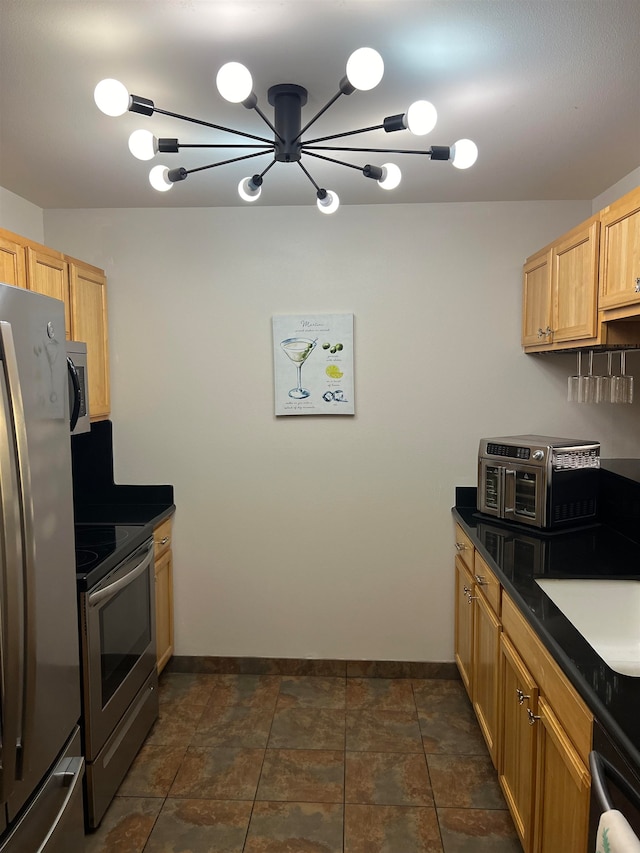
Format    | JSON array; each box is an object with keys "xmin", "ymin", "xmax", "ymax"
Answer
[
  {"xmin": 513, "ymin": 470, "xmax": 537, "ymax": 519},
  {"xmin": 99, "ymin": 570, "xmax": 152, "ymax": 707}
]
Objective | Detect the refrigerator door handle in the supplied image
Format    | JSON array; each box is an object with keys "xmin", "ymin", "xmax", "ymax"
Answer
[
  {"xmin": 0, "ymin": 321, "xmax": 37, "ymax": 781},
  {"xmin": 0, "ymin": 332, "xmax": 24, "ymax": 805}
]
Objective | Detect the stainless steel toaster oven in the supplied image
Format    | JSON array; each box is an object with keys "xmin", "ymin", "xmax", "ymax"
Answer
[{"xmin": 478, "ymin": 435, "xmax": 600, "ymax": 529}]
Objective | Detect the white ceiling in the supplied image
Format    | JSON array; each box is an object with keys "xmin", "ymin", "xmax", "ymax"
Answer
[{"xmin": 2, "ymin": 0, "xmax": 640, "ymax": 210}]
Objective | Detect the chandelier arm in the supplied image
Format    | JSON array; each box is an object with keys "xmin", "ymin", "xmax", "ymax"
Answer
[
  {"xmin": 184, "ymin": 150, "xmax": 274, "ymax": 175},
  {"xmin": 303, "ymin": 124, "xmax": 386, "ymax": 145},
  {"xmin": 176, "ymin": 143, "xmax": 275, "ymax": 150},
  {"xmin": 303, "ymin": 145, "xmax": 446, "ymax": 156},
  {"xmin": 293, "ymin": 89, "xmax": 345, "ymax": 143},
  {"xmin": 296, "ymin": 160, "xmax": 323, "ymax": 193},
  {"xmin": 302, "ymin": 149, "xmax": 366, "ymax": 171},
  {"xmin": 152, "ymin": 106, "xmax": 273, "ymax": 145}
]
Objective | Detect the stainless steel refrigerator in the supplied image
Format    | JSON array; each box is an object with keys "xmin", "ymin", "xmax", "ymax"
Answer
[{"xmin": 0, "ymin": 282, "xmax": 85, "ymax": 851}]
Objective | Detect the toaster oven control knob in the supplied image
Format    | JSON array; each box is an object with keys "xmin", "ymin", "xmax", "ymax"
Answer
[{"xmin": 532, "ymin": 450, "xmax": 544, "ymax": 461}]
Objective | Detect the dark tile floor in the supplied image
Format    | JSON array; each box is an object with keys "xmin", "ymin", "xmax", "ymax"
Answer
[{"xmin": 83, "ymin": 673, "xmax": 522, "ymax": 852}]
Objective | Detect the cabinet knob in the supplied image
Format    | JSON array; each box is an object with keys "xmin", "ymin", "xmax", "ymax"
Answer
[
  {"xmin": 635, "ymin": 277, "xmax": 640, "ymax": 293},
  {"xmin": 516, "ymin": 688, "xmax": 530, "ymax": 706},
  {"xmin": 537, "ymin": 326, "xmax": 553, "ymax": 338},
  {"xmin": 474, "ymin": 574, "xmax": 487, "ymax": 586},
  {"xmin": 155, "ymin": 536, "xmax": 170, "ymax": 546},
  {"xmin": 527, "ymin": 708, "xmax": 541, "ymax": 726},
  {"xmin": 455, "ymin": 542, "xmax": 468, "ymax": 551},
  {"xmin": 465, "ymin": 590, "xmax": 478, "ymax": 604}
]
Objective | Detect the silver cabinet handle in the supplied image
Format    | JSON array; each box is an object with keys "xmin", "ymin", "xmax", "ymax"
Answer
[
  {"xmin": 527, "ymin": 708, "xmax": 541, "ymax": 726},
  {"xmin": 516, "ymin": 688, "xmax": 530, "ymax": 706},
  {"xmin": 454, "ymin": 542, "xmax": 468, "ymax": 551},
  {"xmin": 635, "ymin": 277, "xmax": 640, "ymax": 293},
  {"xmin": 155, "ymin": 536, "xmax": 170, "ymax": 546},
  {"xmin": 474, "ymin": 574, "xmax": 487, "ymax": 586}
]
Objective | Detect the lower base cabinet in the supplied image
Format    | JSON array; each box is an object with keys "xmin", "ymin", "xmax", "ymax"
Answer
[
  {"xmin": 454, "ymin": 525, "xmax": 592, "ymax": 853},
  {"xmin": 154, "ymin": 516, "xmax": 174, "ymax": 674}
]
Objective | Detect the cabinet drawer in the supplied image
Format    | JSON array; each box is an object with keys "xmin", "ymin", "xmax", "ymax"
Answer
[
  {"xmin": 154, "ymin": 516, "xmax": 173, "ymax": 560},
  {"xmin": 473, "ymin": 553, "xmax": 501, "ymax": 616},
  {"xmin": 454, "ymin": 523, "xmax": 474, "ymax": 572},
  {"xmin": 502, "ymin": 593, "xmax": 592, "ymax": 763}
]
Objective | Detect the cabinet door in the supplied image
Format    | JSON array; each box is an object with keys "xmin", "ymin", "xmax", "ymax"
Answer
[
  {"xmin": 499, "ymin": 633, "xmax": 539, "ymax": 853},
  {"xmin": 472, "ymin": 590, "xmax": 501, "ymax": 766},
  {"xmin": 599, "ymin": 188, "xmax": 640, "ymax": 311},
  {"xmin": 522, "ymin": 249, "xmax": 552, "ymax": 347},
  {"xmin": 155, "ymin": 548, "xmax": 174, "ymax": 674},
  {"xmin": 69, "ymin": 262, "xmax": 110, "ymax": 419},
  {"xmin": 0, "ymin": 234, "xmax": 27, "ymax": 288},
  {"xmin": 454, "ymin": 557, "xmax": 475, "ymax": 698},
  {"xmin": 552, "ymin": 218, "xmax": 599, "ymax": 342},
  {"xmin": 26, "ymin": 247, "xmax": 70, "ymax": 335},
  {"xmin": 533, "ymin": 696, "xmax": 590, "ymax": 853}
]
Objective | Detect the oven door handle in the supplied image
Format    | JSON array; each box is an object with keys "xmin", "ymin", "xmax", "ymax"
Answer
[
  {"xmin": 88, "ymin": 548, "xmax": 153, "ymax": 607},
  {"xmin": 590, "ymin": 750, "xmax": 640, "ymax": 813}
]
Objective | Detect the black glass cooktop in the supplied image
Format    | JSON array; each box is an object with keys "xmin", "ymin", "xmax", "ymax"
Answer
[{"xmin": 75, "ymin": 522, "xmax": 153, "ymax": 590}]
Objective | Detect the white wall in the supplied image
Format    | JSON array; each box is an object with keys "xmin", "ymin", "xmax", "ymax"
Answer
[
  {"xmin": 36, "ymin": 200, "xmax": 640, "ymax": 662},
  {"xmin": 592, "ymin": 166, "xmax": 640, "ymax": 213},
  {"xmin": 0, "ymin": 187, "xmax": 44, "ymax": 243}
]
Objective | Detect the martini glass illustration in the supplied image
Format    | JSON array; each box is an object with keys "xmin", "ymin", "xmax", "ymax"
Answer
[{"xmin": 280, "ymin": 337, "xmax": 317, "ymax": 399}]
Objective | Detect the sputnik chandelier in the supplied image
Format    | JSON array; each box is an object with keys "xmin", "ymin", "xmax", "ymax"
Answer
[{"xmin": 94, "ymin": 48, "xmax": 478, "ymax": 214}]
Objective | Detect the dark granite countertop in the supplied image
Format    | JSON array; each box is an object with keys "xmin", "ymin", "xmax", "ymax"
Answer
[{"xmin": 453, "ymin": 497, "xmax": 640, "ymax": 775}]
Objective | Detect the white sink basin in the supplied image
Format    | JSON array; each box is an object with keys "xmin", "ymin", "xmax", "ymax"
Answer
[{"xmin": 535, "ymin": 578, "xmax": 640, "ymax": 677}]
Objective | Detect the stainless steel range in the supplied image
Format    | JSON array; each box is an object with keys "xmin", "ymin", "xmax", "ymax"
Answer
[{"xmin": 75, "ymin": 523, "xmax": 158, "ymax": 829}]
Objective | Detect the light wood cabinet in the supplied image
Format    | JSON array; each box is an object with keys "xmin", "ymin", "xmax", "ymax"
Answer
[
  {"xmin": 599, "ymin": 186, "xmax": 640, "ymax": 316},
  {"xmin": 522, "ymin": 185, "xmax": 640, "ymax": 352},
  {"xmin": 453, "ymin": 523, "xmax": 593, "ymax": 853},
  {"xmin": 68, "ymin": 258, "xmax": 110, "ymax": 419},
  {"xmin": 26, "ymin": 245, "xmax": 71, "ymax": 336},
  {"xmin": 0, "ymin": 227, "xmax": 110, "ymax": 420},
  {"xmin": 534, "ymin": 697, "xmax": 591, "ymax": 853},
  {"xmin": 154, "ymin": 515, "xmax": 174, "ymax": 674},
  {"xmin": 499, "ymin": 632, "xmax": 539, "ymax": 852},
  {"xmin": 522, "ymin": 249, "xmax": 552, "ymax": 347},
  {"xmin": 501, "ymin": 592, "xmax": 592, "ymax": 853},
  {"xmin": 454, "ymin": 555, "xmax": 474, "ymax": 697},
  {"xmin": 472, "ymin": 554, "xmax": 501, "ymax": 767},
  {"xmin": 0, "ymin": 234, "xmax": 27, "ymax": 288},
  {"xmin": 453, "ymin": 531, "xmax": 501, "ymax": 766},
  {"xmin": 522, "ymin": 217, "xmax": 601, "ymax": 351}
]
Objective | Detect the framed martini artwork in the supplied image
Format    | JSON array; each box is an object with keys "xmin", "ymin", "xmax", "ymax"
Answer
[{"xmin": 272, "ymin": 314, "xmax": 355, "ymax": 416}]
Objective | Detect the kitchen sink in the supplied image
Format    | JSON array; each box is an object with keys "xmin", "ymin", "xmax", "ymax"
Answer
[{"xmin": 535, "ymin": 578, "xmax": 640, "ymax": 677}]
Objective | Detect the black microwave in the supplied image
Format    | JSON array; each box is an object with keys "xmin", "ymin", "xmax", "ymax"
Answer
[{"xmin": 477, "ymin": 435, "xmax": 600, "ymax": 529}]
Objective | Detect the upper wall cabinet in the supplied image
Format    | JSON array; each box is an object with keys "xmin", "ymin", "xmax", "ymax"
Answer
[
  {"xmin": 0, "ymin": 227, "xmax": 110, "ymax": 420},
  {"xmin": 68, "ymin": 258, "xmax": 111, "ymax": 420},
  {"xmin": 598, "ymin": 186, "xmax": 640, "ymax": 317},
  {"xmin": 0, "ymin": 233, "xmax": 27, "ymax": 289},
  {"xmin": 522, "ymin": 186, "xmax": 640, "ymax": 352}
]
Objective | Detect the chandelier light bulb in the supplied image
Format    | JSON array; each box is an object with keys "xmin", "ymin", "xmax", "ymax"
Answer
[
  {"xmin": 238, "ymin": 176, "xmax": 262, "ymax": 202},
  {"xmin": 406, "ymin": 100, "xmax": 438, "ymax": 136},
  {"xmin": 378, "ymin": 163, "xmax": 401, "ymax": 190},
  {"xmin": 317, "ymin": 190, "xmax": 340, "ymax": 214},
  {"xmin": 149, "ymin": 164, "xmax": 173, "ymax": 192},
  {"xmin": 451, "ymin": 139, "xmax": 478, "ymax": 169},
  {"xmin": 216, "ymin": 62, "xmax": 253, "ymax": 103},
  {"xmin": 94, "ymin": 78, "xmax": 130, "ymax": 116},
  {"xmin": 346, "ymin": 48, "xmax": 384, "ymax": 91},
  {"xmin": 128, "ymin": 129, "xmax": 157, "ymax": 161}
]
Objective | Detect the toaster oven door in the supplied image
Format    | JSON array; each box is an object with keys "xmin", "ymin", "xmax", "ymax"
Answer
[{"xmin": 479, "ymin": 460, "xmax": 545, "ymax": 528}]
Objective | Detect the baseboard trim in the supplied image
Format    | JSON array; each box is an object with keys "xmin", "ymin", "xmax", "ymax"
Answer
[{"xmin": 164, "ymin": 656, "xmax": 459, "ymax": 679}]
